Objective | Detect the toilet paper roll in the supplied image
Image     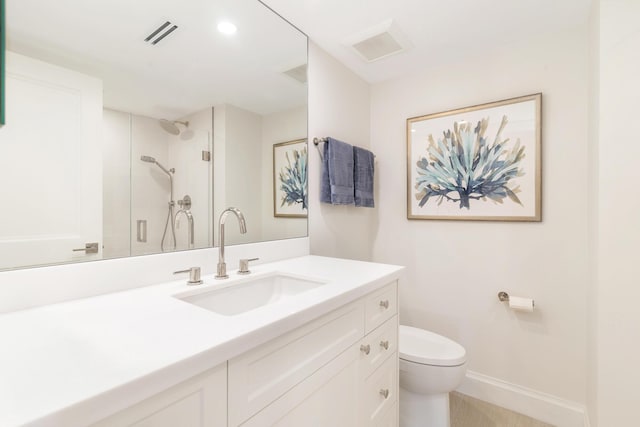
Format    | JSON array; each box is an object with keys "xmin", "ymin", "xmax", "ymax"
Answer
[{"xmin": 508, "ymin": 296, "xmax": 535, "ymax": 312}]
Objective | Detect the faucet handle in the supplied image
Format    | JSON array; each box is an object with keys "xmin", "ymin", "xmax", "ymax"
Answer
[
  {"xmin": 238, "ymin": 258, "xmax": 259, "ymax": 275},
  {"xmin": 173, "ymin": 266, "xmax": 203, "ymax": 285}
]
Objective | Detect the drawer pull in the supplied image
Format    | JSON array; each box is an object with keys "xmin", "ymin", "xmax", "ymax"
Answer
[
  {"xmin": 380, "ymin": 340, "xmax": 389, "ymax": 350},
  {"xmin": 360, "ymin": 344, "xmax": 371, "ymax": 355},
  {"xmin": 379, "ymin": 388, "xmax": 390, "ymax": 399},
  {"xmin": 379, "ymin": 300, "xmax": 390, "ymax": 309}
]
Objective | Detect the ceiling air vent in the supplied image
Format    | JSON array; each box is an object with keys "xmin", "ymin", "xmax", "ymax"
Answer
[
  {"xmin": 346, "ymin": 19, "xmax": 412, "ymax": 62},
  {"xmin": 144, "ymin": 21, "xmax": 179, "ymax": 45},
  {"xmin": 283, "ymin": 64, "xmax": 308, "ymax": 84}
]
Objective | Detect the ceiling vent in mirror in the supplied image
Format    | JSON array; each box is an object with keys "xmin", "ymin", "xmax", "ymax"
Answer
[
  {"xmin": 144, "ymin": 21, "xmax": 179, "ymax": 45},
  {"xmin": 283, "ymin": 64, "xmax": 308, "ymax": 84},
  {"xmin": 346, "ymin": 19, "xmax": 412, "ymax": 62}
]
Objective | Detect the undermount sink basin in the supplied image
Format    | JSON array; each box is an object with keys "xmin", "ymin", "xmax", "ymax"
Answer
[{"xmin": 176, "ymin": 273, "xmax": 328, "ymax": 316}]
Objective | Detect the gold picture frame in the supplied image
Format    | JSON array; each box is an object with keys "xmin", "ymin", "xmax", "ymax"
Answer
[
  {"xmin": 407, "ymin": 93, "xmax": 541, "ymax": 221},
  {"xmin": 273, "ymin": 138, "xmax": 308, "ymax": 218}
]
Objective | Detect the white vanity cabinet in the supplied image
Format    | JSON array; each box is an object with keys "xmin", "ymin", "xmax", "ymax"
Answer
[
  {"xmin": 91, "ymin": 363, "xmax": 227, "ymax": 427},
  {"xmin": 230, "ymin": 281, "xmax": 399, "ymax": 427},
  {"xmin": 358, "ymin": 282, "xmax": 399, "ymax": 426},
  {"xmin": 91, "ymin": 281, "xmax": 398, "ymax": 427}
]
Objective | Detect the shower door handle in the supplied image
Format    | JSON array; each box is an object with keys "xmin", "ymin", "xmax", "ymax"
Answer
[
  {"xmin": 72, "ymin": 242, "xmax": 99, "ymax": 254},
  {"xmin": 137, "ymin": 220, "xmax": 147, "ymax": 243}
]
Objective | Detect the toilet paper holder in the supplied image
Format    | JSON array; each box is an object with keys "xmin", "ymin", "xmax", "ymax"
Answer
[
  {"xmin": 498, "ymin": 291, "xmax": 535, "ymax": 308},
  {"xmin": 498, "ymin": 291, "xmax": 510, "ymax": 302}
]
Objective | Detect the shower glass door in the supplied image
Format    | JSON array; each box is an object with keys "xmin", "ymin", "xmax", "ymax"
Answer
[{"xmin": 102, "ymin": 112, "xmax": 212, "ymax": 257}]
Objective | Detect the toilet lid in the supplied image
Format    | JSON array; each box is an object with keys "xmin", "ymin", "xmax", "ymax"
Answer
[{"xmin": 399, "ymin": 325, "xmax": 466, "ymax": 367}]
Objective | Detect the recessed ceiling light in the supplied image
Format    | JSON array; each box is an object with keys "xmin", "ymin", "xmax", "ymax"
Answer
[{"xmin": 217, "ymin": 21, "xmax": 237, "ymax": 35}]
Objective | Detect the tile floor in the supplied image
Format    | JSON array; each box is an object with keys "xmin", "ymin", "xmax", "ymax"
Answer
[{"xmin": 450, "ymin": 392, "xmax": 554, "ymax": 427}]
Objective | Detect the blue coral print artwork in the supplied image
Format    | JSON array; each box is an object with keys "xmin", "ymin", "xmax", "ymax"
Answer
[
  {"xmin": 274, "ymin": 139, "xmax": 308, "ymax": 217},
  {"xmin": 408, "ymin": 94, "xmax": 541, "ymax": 221},
  {"xmin": 415, "ymin": 116, "xmax": 524, "ymax": 209},
  {"xmin": 279, "ymin": 146, "xmax": 308, "ymax": 209}
]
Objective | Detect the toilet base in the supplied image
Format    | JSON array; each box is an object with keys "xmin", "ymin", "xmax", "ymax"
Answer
[{"xmin": 400, "ymin": 387, "xmax": 451, "ymax": 427}]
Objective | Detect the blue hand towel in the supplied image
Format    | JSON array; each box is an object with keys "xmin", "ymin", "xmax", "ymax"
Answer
[
  {"xmin": 320, "ymin": 137, "xmax": 355, "ymax": 205},
  {"xmin": 353, "ymin": 146, "xmax": 375, "ymax": 207}
]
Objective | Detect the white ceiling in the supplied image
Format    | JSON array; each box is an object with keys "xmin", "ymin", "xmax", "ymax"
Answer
[
  {"xmin": 5, "ymin": 0, "xmax": 592, "ymax": 119},
  {"xmin": 261, "ymin": 0, "xmax": 592, "ymax": 83},
  {"xmin": 7, "ymin": 0, "xmax": 307, "ymax": 119}
]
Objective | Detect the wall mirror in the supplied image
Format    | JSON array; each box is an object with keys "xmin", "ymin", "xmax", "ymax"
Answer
[{"xmin": 0, "ymin": 0, "xmax": 308, "ymax": 271}]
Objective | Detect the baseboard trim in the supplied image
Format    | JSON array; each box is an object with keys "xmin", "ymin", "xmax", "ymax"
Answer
[{"xmin": 457, "ymin": 371, "xmax": 590, "ymax": 427}]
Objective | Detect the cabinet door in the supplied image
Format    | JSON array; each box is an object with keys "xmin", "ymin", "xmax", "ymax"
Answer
[
  {"xmin": 374, "ymin": 402, "xmax": 398, "ymax": 427},
  {"xmin": 91, "ymin": 363, "xmax": 227, "ymax": 427},
  {"xmin": 270, "ymin": 357, "xmax": 360, "ymax": 427},
  {"xmin": 240, "ymin": 343, "xmax": 362, "ymax": 427},
  {"xmin": 361, "ymin": 353, "xmax": 398, "ymax": 426},
  {"xmin": 229, "ymin": 301, "xmax": 364, "ymax": 425}
]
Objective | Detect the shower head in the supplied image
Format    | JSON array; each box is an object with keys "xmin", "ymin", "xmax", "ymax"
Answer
[
  {"xmin": 140, "ymin": 155, "xmax": 173, "ymax": 178},
  {"xmin": 159, "ymin": 119, "xmax": 189, "ymax": 135}
]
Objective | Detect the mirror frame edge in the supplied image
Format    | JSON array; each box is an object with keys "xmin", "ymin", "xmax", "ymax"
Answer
[{"xmin": 1, "ymin": 0, "xmax": 5, "ymax": 126}]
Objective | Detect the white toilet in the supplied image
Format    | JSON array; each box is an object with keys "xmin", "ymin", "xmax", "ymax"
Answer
[{"xmin": 399, "ymin": 325, "xmax": 467, "ymax": 427}]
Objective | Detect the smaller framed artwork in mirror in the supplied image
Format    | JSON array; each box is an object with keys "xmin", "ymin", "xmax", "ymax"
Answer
[
  {"xmin": 273, "ymin": 139, "xmax": 308, "ymax": 218},
  {"xmin": 407, "ymin": 93, "xmax": 541, "ymax": 221}
]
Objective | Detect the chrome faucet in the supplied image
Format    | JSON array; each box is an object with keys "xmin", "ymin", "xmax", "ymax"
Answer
[{"xmin": 216, "ymin": 207, "xmax": 247, "ymax": 279}]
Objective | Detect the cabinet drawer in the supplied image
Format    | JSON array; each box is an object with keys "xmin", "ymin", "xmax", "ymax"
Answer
[
  {"xmin": 365, "ymin": 282, "xmax": 397, "ymax": 333},
  {"xmin": 359, "ymin": 315, "xmax": 398, "ymax": 378},
  {"xmin": 362, "ymin": 352, "xmax": 397, "ymax": 426},
  {"xmin": 228, "ymin": 301, "xmax": 365, "ymax": 426}
]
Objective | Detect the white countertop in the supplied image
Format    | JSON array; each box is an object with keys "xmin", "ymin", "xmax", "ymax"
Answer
[{"xmin": 0, "ymin": 255, "xmax": 403, "ymax": 427}]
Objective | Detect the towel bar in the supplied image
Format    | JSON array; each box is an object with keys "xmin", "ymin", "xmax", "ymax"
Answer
[
  {"xmin": 313, "ymin": 137, "xmax": 327, "ymax": 159},
  {"xmin": 312, "ymin": 137, "xmax": 375, "ymax": 161}
]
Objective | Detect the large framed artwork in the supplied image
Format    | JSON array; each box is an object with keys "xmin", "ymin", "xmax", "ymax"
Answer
[
  {"xmin": 273, "ymin": 138, "xmax": 308, "ymax": 218},
  {"xmin": 407, "ymin": 93, "xmax": 541, "ymax": 221}
]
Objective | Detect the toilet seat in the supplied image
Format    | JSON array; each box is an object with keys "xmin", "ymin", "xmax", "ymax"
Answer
[{"xmin": 399, "ymin": 325, "xmax": 466, "ymax": 367}]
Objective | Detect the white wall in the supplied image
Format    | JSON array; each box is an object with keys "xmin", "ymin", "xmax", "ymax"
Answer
[
  {"xmin": 261, "ymin": 106, "xmax": 308, "ymax": 241},
  {"xmin": 102, "ymin": 109, "xmax": 131, "ymax": 259},
  {"xmin": 213, "ymin": 105, "xmax": 227, "ymax": 247},
  {"xmin": 587, "ymin": 1, "xmax": 600, "ymax": 423},
  {"xmin": 214, "ymin": 104, "xmax": 308, "ymax": 247},
  {"xmin": 370, "ymin": 27, "xmax": 589, "ymax": 406},
  {"xmin": 130, "ymin": 115, "xmax": 173, "ymax": 255},
  {"xmin": 222, "ymin": 105, "xmax": 263, "ymax": 245},
  {"xmin": 307, "ymin": 42, "xmax": 375, "ymax": 261},
  {"xmin": 594, "ymin": 1, "xmax": 640, "ymax": 425}
]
